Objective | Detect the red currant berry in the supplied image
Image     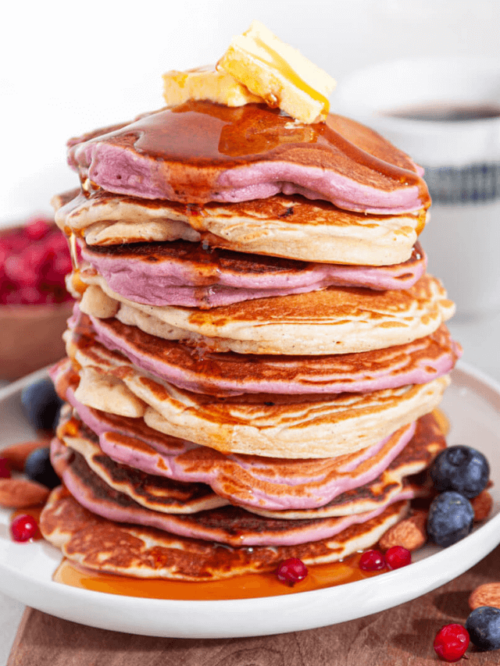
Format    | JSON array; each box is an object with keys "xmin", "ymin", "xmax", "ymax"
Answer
[
  {"xmin": 10, "ymin": 514, "xmax": 39, "ymax": 542},
  {"xmin": 385, "ymin": 546, "xmax": 412, "ymax": 570},
  {"xmin": 434, "ymin": 624, "xmax": 469, "ymax": 662},
  {"xmin": 0, "ymin": 458, "xmax": 11, "ymax": 479},
  {"xmin": 359, "ymin": 549, "xmax": 386, "ymax": 571},
  {"xmin": 276, "ymin": 558, "xmax": 308, "ymax": 586}
]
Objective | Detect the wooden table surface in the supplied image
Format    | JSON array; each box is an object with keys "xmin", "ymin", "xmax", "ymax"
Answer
[{"xmin": 7, "ymin": 543, "xmax": 500, "ymax": 666}]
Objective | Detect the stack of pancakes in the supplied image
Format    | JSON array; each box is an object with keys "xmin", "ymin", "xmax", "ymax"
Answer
[{"xmin": 41, "ymin": 101, "xmax": 461, "ymax": 581}]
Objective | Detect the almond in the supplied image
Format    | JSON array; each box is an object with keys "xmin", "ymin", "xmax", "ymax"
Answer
[
  {"xmin": 469, "ymin": 583, "xmax": 500, "ymax": 611},
  {"xmin": 379, "ymin": 510, "xmax": 427, "ymax": 552},
  {"xmin": 1, "ymin": 441, "xmax": 49, "ymax": 472},
  {"xmin": 0, "ymin": 479, "xmax": 50, "ymax": 508},
  {"xmin": 471, "ymin": 490, "xmax": 493, "ymax": 523}
]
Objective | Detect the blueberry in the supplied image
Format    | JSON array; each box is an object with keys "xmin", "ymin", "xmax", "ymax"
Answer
[
  {"xmin": 430, "ymin": 445, "xmax": 490, "ymax": 498},
  {"xmin": 21, "ymin": 378, "xmax": 63, "ymax": 431},
  {"xmin": 466, "ymin": 607, "xmax": 500, "ymax": 651},
  {"xmin": 24, "ymin": 447, "xmax": 60, "ymax": 489},
  {"xmin": 427, "ymin": 491, "xmax": 474, "ymax": 547}
]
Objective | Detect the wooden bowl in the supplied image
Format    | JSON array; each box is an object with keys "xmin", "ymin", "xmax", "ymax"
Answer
[
  {"xmin": 0, "ymin": 301, "xmax": 73, "ymax": 381},
  {"xmin": 0, "ymin": 220, "xmax": 73, "ymax": 381}
]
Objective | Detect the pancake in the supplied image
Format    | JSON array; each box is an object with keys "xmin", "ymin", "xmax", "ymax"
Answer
[
  {"xmin": 65, "ymin": 348, "xmax": 450, "ymax": 458},
  {"xmin": 80, "ymin": 239, "xmax": 427, "ymax": 309},
  {"xmin": 59, "ymin": 420, "xmax": 228, "ymax": 514},
  {"xmin": 40, "ymin": 487, "xmax": 408, "ymax": 580},
  {"xmin": 251, "ymin": 413, "xmax": 444, "ymax": 518},
  {"xmin": 53, "ymin": 360, "xmax": 434, "ymax": 511},
  {"xmin": 59, "ymin": 416, "xmax": 425, "ymax": 519},
  {"xmin": 80, "ymin": 274, "xmax": 455, "ymax": 356},
  {"xmin": 67, "ymin": 102, "xmax": 429, "ymax": 214},
  {"xmin": 54, "ymin": 189, "xmax": 427, "ymax": 266},
  {"xmin": 61, "ymin": 402, "xmax": 443, "ymax": 516},
  {"xmin": 54, "ymin": 439, "xmax": 413, "ymax": 547},
  {"xmin": 72, "ymin": 308, "xmax": 461, "ymax": 396}
]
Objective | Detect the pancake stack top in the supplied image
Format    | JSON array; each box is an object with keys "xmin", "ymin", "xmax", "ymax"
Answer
[{"xmin": 42, "ymin": 22, "xmax": 461, "ymax": 582}]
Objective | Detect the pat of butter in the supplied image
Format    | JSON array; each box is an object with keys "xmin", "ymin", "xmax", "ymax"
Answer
[
  {"xmin": 217, "ymin": 21, "xmax": 336, "ymax": 124},
  {"xmin": 162, "ymin": 65, "xmax": 263, "ymax": 107}
]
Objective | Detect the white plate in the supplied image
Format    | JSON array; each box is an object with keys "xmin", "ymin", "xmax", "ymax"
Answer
[{"xmin": 0, "ymin": 362, "xmax": 499, "ymax": 639}]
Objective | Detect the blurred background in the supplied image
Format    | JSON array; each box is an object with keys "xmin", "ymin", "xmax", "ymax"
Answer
[{"xmin": 1, "ymin": 0, "xmax": 500, "ymax": 379}]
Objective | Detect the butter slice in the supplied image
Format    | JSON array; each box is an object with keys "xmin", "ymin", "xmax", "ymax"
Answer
[
  {"xmin": 218, "ymin": 21, "xmax": 336, "ymax": 124},
  {"xmin": 162, "ymin": 65, "xmax": 263, "ymax": 107}
]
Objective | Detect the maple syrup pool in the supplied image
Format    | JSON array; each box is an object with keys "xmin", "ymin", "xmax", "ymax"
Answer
[{"xmin": 53, "ymin": 553, "xmax": 385, "ymax": 601}]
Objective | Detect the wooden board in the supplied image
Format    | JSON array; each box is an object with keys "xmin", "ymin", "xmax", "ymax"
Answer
[{"xmin": 8, "ymin": 544, "xmax": 500, "ymax": 665}]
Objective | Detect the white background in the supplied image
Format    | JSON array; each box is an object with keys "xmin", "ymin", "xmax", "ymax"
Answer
[{"xmin": 1, "ymin": 0, "xmax": 500, "ymax": 224}]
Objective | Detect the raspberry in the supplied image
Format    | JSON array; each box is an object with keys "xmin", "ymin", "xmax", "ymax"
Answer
[
  {"xmin": 10, "ymin": 514, "xmax": 39, "ymax": 542},
  {"xmin": 276, "ymin": 558, "xmax": 308, "ymax": 586},
  {"xmin": 0, "ymin": 220, "xmax": 72, "ymax": 305},
  {"xmin": 25, "ymin": 218, "xmax": 51, "ymax": 241},
  {"xmin": 359, "ymin": 549, "xmax": 386, "ymax": 571},
  {"xmin": 433, "ymin": 624, "xmax": 469, "ymax": 662},
  {"xmin": 0, "ymin": 458, "xmax": 11, "ymax": 479},
  {"xmin": 4, "ymin": 255, "xmax": 39, "ymax": 288},
  {"xmin": 385, "ymin": 545, "xmax": 411, "ymax": 570}
]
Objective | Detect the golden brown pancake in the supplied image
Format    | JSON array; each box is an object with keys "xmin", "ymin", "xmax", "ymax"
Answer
[
  {"xmin": 51, "ymin": 442, "xmax": 412, "ymax": 547},
  {"xmin": 66, "ymin": 345, "xmax": 449, "ymax": 458},
  {"xmin": 80, "ymin": 273, "xmax": 455, "ymax": 355},
  {"xmin": 54, "ymin": 188, "xmax": 427, "ymax": 266},
  {"xmin": 40, "ymin": 487, "xmax": 408, "ymax": 580},
  {"xmin": 71, "ymin": 308, "xmax": 460, "ymax": 396},
  {"xmin": 61, "ymin": 423, "xmax": 228, "ymax": 514},
  {"xmin": 61, "ymin": 412, "xmax": 442, "ymax": 518}
]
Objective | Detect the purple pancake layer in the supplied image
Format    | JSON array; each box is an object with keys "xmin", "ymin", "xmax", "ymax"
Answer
[
  {"xmin": 77, "ymin": 309, "xmax": 461, "ymax": 396},
  {"xmin": 58, "ymin": 369, "xmax": 417, "ymax": 511},
  {"xmin": 58, "ymin": 440, "xmax": 414, "ymax": 547},
  {"xmin": 81, "ymin": 240, "xmax": 427, "ymax": 308},
  {"xmin": 68, "ymin": 102, "xmax": 429, "ymax": 214}
]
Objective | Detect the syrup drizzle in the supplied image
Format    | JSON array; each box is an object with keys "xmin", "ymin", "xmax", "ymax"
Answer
[{"xmin": 77, "ymin": 102, "xmax": 430, "ymax": 207}]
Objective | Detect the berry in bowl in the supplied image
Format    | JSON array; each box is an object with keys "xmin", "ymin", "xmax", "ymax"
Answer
[{"xmin": 0, "ymin": 216, "xmax": 73, "ymax": 381}]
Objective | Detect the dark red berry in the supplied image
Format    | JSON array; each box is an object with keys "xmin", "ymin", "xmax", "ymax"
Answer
[
  {"xmin": 385, "ymin": 546, "xmax": 412, "ymax": 570},
  {"xmin": 434, "ymin": 624, "xmax": 469, "ymax": 662},
  {"xmin": 276, "ymin": 558, "xmax": 308, "ymax": 586},
  {"xmin": 0, "ymin": 458, "xmax": 11, "ymax": 479},
  {"xmin": 10, "ymin": 514, "xmax": 39, "ymax": 542},
  {"xmin": 359, "ymin": 549, "xmax": 386, "ymax": 571}
]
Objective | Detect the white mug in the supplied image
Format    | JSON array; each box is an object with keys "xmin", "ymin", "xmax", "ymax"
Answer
[{"xmin": 336, "ymin": 57, "xmax": 500, "ymax": 318}]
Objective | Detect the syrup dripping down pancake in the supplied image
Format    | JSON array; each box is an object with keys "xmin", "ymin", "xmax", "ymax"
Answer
[{"xmin": 67, "ymin": 102, "xmax": 429, "ymax": 213}]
